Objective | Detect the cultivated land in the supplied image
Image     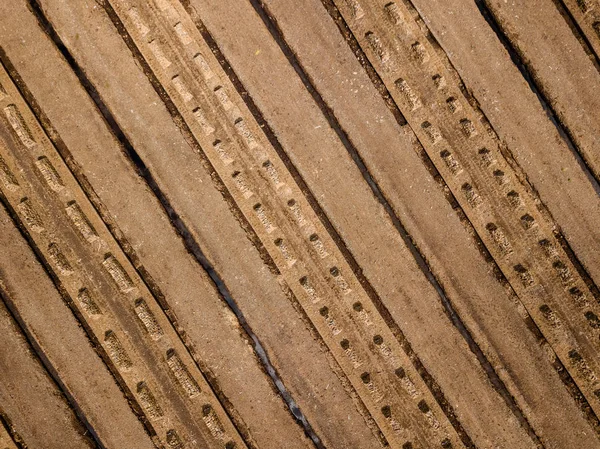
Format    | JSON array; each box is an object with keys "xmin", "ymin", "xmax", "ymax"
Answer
[{"xmin": 0, "ymin": 1, "xmax": 599, "ymax": 448}]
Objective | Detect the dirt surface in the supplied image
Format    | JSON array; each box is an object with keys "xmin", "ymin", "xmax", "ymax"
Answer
[{"xmin": 0, "ymin": 0, "xmax": 599, "ymax": 448}]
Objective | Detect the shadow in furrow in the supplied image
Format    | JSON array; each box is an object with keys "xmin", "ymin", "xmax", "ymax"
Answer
[
  {"xmin": 474, "ymin": 0, "xmax": 600, "ymax": 197},
  {"xmin": 0, "ymin": 199, "xmax": 104, "ymax": 449},
  {"xmin": 26, "ymin": 0, "xmax": 324, "ymax": 447},
  {"xmin": 552, "ymin": 0, "xmax": 600, "ymax": 73},
  {"xmin": 0, "ymin": 409, "xmax": 28, "ymax": 449},
  {"xmin": 247, "ymin": 0, "xmax": 550, "ymax": 446}
]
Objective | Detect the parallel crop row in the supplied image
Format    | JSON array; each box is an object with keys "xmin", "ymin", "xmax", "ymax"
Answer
[
  {"xmin": 111, "ymin": 0, "xmax": 466, "ymax": 446},
  {"xmin": 0, "ymin": 64, "xmax": 244, "ymax": 449}
]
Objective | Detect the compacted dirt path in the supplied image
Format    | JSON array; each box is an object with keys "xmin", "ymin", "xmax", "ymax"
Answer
[{"xmin": 0, "ymin": 1, "xmax": 599, "ymax": 448}]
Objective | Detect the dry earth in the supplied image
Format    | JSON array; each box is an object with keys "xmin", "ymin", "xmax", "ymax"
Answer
[{"xmin": 0, "ymin": 0, "xmax": 599, "ymax": 448}]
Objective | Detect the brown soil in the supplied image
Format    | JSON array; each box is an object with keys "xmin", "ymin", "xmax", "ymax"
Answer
[{"xmin": 0, "ymin": 0, "xmax": 599, "ymax": 448}]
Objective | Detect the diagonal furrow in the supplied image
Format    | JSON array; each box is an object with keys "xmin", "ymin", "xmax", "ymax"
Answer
[
  {"xmin": 97, "ymin": 0, "xmax": 469, "ymax": 446},
  {"xmin": 324, "ymin": 0, "xmax": 600, "ymax": 439},
  {"xmin": 476, "ymin": 0, "xmax": 600, "ymax": 191},
  {"xmin": 0, "ymin": 418, "xmax": 19, "ymax": 449},
  {"xmin": 554, "ymin": 0, "xmax": 600, "ymax": 70},
  {"xmin": 0, "ymin": 292, "xmax": 97, "ymax": 449},
  {"xmin": 1, "ymin": 0, "xmax": 385, "ymax": 446},
  {"xmin": 0, "ymin": 63, "xmax": 246, "ymax": 449},
  {"xmin": 0, "ymin": 0, "xmax": 597, "ymax": 448}
]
